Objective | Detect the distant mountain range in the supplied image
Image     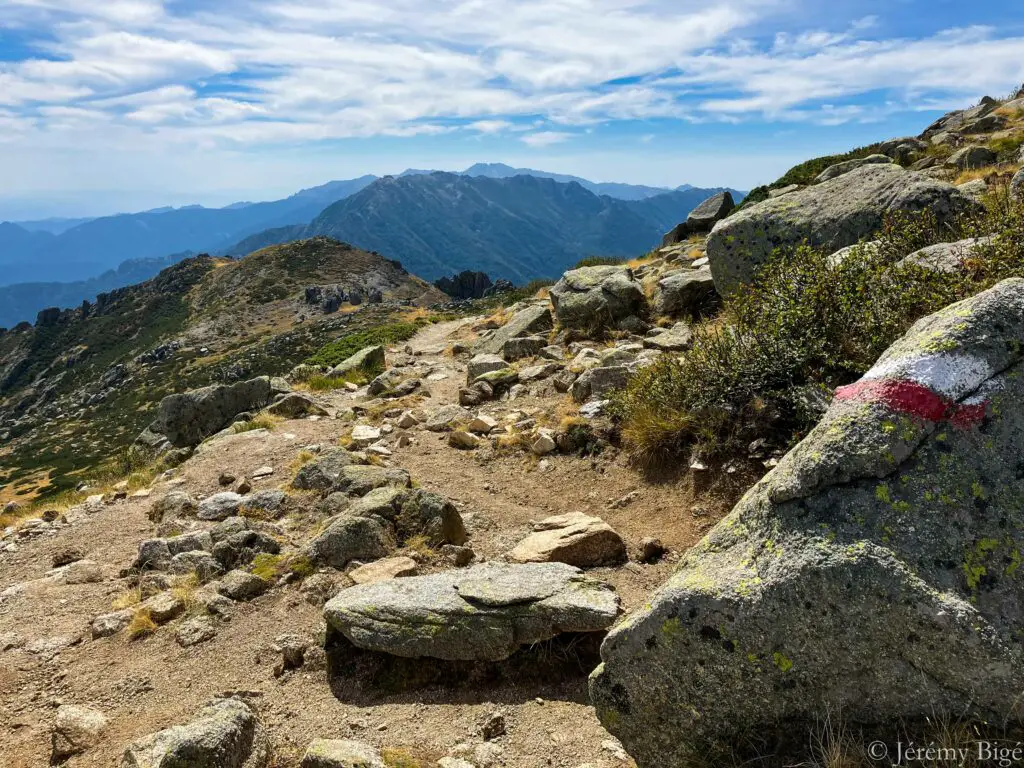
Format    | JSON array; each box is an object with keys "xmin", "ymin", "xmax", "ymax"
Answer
[
  {"xmin": 0, "ymin": 165, "xmax": 743, "ymax": 327},
  {"xmin": 227, "ymin": 173, "xmax": 741, "ymax": 283}
]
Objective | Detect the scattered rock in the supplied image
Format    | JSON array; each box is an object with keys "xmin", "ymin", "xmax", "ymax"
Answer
[
  {"xmin": 217, "ymin": 570, "xmax": 270, "ymax": 601},
  {"xmin": 52, "ymin": 547, "xmax": 85, "ymax": 568},
  {"xmin": 198, "ymin": 492, "xmax": 245, "ymax": 522},
  {"xmin": 329, "ymin": 345, "xmax": 386, "ymax": 379},
  {"xmin": 472, "ymin": 305, "xmax": 553, "ymax": 356},
  {"xmin": 440, "ymin": 544, "xmax": 475, "ymax": 567},
  {"xmin": 300, "ymin": 739, "xmax": 384, "ymax": 768},
  {"xmin": 510, "ymin": 512, "xmax": 626, "ymax": 568},
  {"xmin": 92, "ymin": 610, "xmax": 133, "ymax": 639},
  {"xmin": 643, "ymin": 323, "xmax": 692, "ymax": 352},
  {"xmin": 549, "ymin": 267, "xmax": 646, "ymax": 332},
  {"xmin": 425, "ymin": 405, "xmax": 473, "ymax": 432},
  {"xmin": 663, "ymin": 191, "xmax": 736, "ymax": 244},
  {"xmin": 176, "ymin": 617, "xmax": 217, "ymax": 647},
  {"xmin": 120, "ymin": 698, "xmax": 269, "ymax": 767},
  {"xmin": 150, "ymin": 491, "xmax": 197, "ymax": 522},
  {"xmin": 502, "ymin": 336, "xmax": 547, "ymax": 362},
  {"xmin": 571, "ymin": 366, "xmax": 629, "ymax": 403},
  {"xmin": 530, "ymin": 430, "xmax": 557, "ymax": 456},
  {"xmin": 481, "ymin": 711, "xmax": 507, "ymax": 740},
  {"xmin": 467, "ymin": 414, "xmax": 498, "ymax": 434},
  {"xmin": 655, "ymin": 268, "xmax": 717, "ymax": 318},
  {"xmin": 324, "ymin": 562, "xmax": 620, "ymax": 661},
  {"xmin": 52, "ymin": 704, "xmax": 108, "ymax": 760},
  {"xmin": 61, "ymin": 559, "xmax": 104, "ymax": 584},
  {"xmin": 349, "ymin": 556, "xmax": 418, "ymax": 585},
  {"xmin": 143, "ymin": 592, "xmax": 185, "ymax": 624},
  {"xmin": 946, "ymin": 145, "xmax": 997, "ymax": 171},
  {"xmin": 449, "ymin": 430, "xmax": 482, "ymax": 450},
  {"xmin": 350, "ymin": 425, "xmax": 383, "ymax": 448},
  {"xmin": 267, "ymin": 393, "xmax": 329, "ymax": 419},
  {"xmin": 307, "ymin": 516, "xmax": 394, "ymax": 569},
  {"xmin": 292, "ymin": 449, "xmax": 357, "ymax": 492},
  {"xmin": 144, "ymin": 377, "xmax": 277, "ymax": 449}
]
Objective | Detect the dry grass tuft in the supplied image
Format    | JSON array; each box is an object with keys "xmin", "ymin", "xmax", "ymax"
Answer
[
  {"xmin": 170, "ymin": 573, "xmax": 201, "ymax": 615},
  {"xmin": 232, "ymin": 412, "xmax": 280, "ymax": 434},
  {"xmin": 111, "ymin": 586, "xmax": 142, "ymax": 611},
  {"xmin": 127, "ymin": 608, "xmax": 157, "ymax": 640},
  {"xmin": 402, "ymin": 534, "xmax": 435, "ymax": 560}
]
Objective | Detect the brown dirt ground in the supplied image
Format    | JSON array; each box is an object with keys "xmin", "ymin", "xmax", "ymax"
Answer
[{"xmin": 0, "ymin": 319, "xmax": 747, "ymax": 768}]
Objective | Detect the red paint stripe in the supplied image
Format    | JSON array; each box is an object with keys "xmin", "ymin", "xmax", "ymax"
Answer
[{"xmin": 834, "ymin": 378, "xmax": 986, "ymax": 428}]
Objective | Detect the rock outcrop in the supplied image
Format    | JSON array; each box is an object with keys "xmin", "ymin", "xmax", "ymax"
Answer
[
  {"xmin": 509, "ymin": 513, "xmax": 627, "ymax": 568},
  {"xmin": 472, "ymin": 304, "xmax": 553, "ymax": 356},
  {"xmin": 144, "ymin": 377, "xmax": 281, "ymax": 449},
  {"xmin": 549, "ymin": 267, "xmax": 645, "ymax": 331},
  {"xmin": 325, "ymin": 562, "xmax": 620, "ymax": 661},
  {"xmin": 706, "ymin": 165, "xmax": 977, "ymax": 294},
  {"xmin": 590, "ymin": 279, "xmax": 1024, "ymax": 766},
  {"xmin": 121, "ymin": 698, "xmax": 269, "ymax": 767},
  {"xmin": 662, "ymin": 191, "xmax": 736, "ymax": 245}
]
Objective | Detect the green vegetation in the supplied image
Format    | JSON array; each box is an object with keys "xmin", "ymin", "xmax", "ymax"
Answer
[
  {"xmin": 574, "ymin": 256, "xmax": 626, "ymax": 269},
  {"xmin": 306, "ymin": 321, "xmax": 425, "ymax": 368},
  {"xmin": 612, "ymin": 194, "xmax": 1024, "ymax": 467},
  {"xmin": 738, "ymin": 143, "xmax": 884, "ymax": 208},
  {"xmin": 231, "ymin": 413, "xmax": 279, "ymax": 434}
]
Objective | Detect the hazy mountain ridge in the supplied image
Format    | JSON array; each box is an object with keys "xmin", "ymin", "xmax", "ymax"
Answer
[{"xmin": 232, "ymin": 173, "xmax": 743, "ymax": 282}]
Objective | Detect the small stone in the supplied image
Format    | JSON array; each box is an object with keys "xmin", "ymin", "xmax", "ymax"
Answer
[
  {"xmin": 467, "ymin": 414, "xmax": 498, "ymax": 434},
  {"xmin": 440, "ymin": 545, "xmax": 475, "ymax": 567},
  {"xmin": 449, "ymin": 430, "xmax": 482, "ymax": 450},
  {"xmin": 52, "ymin": 547, "xmax": 85, "ymax": 568},
  {"xmin": 273, "ymin": 633, "xmax": 311, "ymax": 676},
  {"xmin": 61, "ymin": 559, "xmax": 103, "ymax": 585},
  {"xmin": 236, "ymin": 479, "xmax": 252, "ymax": 495},
  {"xmin": 350, "ymin": 425, "xmax": 382, "ymax": 448},
  {"xmin": 176, "ymin": 617, "xmax": 217, "ymax": 647},
  {"xmin": 301, "ymin": 738, "xmax": 385, "ymax": 768},
  {"xmin": 531, "ymin": 429, "xmax": 557, "ymax": 456},
  {"xmin": 217, "ymin": 570, "xmax": 269, "ymax": 601},
  {"xmin": 349, "ymin": 556, "xmax": 418, "ymax": 585},
  {"xmin": 143, "ymin": 592, "xmax": 185, "ymax": 624},
  {"xmin": 252, "ymin": 466, "xmax": 274, "ymax": 479},
  {"xmin": 481, "ymin": 711, "xmax": 507, "ymax": 740},
  {"xmin": 219, "ymin": 472, "xmax": 237, "ymax": 487},
  {"xmin": 197, "ymin": 492, "xmax": 244, "ymax": 521},
  {"xmin": 91, "ymin": 611, "xmax": 132, "ymax": 639},
  {"xmin": 51, "ymin": 704, "xmax": 108, "ymax": 760},
  {"xmin": 397, "ymin": 411, "xmax": 419, "ymax": 429},
  {"xmin": 640, "ymin": 537, "xmax": 666, "ymax": 564}
]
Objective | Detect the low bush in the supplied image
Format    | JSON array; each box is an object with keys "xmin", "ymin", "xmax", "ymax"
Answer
[
  {"xmin": 612, "ymin": 195, "xmax": 1024, "ymax": 468},
  {"xmin": 306, "ymin": 321, "xmax": 425, "ymax": 368},
  {"xmin": 573, "ymin": 256, "xmax": 626, "ymax": 269}
]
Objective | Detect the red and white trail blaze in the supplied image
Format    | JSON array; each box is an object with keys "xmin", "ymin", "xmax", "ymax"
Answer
[{"xmin": 834, "ymin": 352, "xmax": 995, "ymax": 429}]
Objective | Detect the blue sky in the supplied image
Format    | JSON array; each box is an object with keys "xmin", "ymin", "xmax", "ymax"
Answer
[{"xmin": 1, "ymin": 0, "xmax": 1023, "ymax": 220}]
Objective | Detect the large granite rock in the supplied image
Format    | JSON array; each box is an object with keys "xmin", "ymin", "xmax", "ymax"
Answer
[
  {"xmin": 329, "ymin": 345, "xmax": 385, "ymax": 379},
  {"xmin": 814, "ymin": 153, "xmax": 892, "ymax": 183},
  {"xmin": 472, "ymin": 304, "xmax": 553, "ymax": 356},
  {"xmin": 898, "ymin": 237, "xmax": 991, "ymax": 274},
  {"xmin": 148, "ymin": 377, "xmax": 277, "ymax": 448},
  {"xmin": 662, "ymin": 191, "xmax": 736, "ymax": 245},
  {"xmin": 325, "ymin": 562, "xmax": 620, "ymax": 661},
  {"xmin": 291, "ymin": 449, "xmax": 358, "ymax": 492},
  {"xmin": 706, "ymin": 165, "xmax": 977, "ymax": 294},
  {"xmin": 655, "ymin": 267, "xmax": 718, "ymax": 316},
  {"xmin": 1012, "ymin": 167, "xmax": 1024, "ymax": 203},
  {"xmin": 946, "ymin": 146, "xmax": 997, "ymax": 171},
  {"xmin": 121, "ymin": 698, "xmax": 269, "ymax": 767},
  {"xmin": 549, "ymin": 267, "xmax": 646, "ymax": 331},
  {"xmin": 591, "ymin": 279, "xmax": 1024, "ymax": 766}
]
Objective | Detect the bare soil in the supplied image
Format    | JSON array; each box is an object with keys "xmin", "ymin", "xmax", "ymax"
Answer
[{"xmin": 0, "ymin": 319, "xmax": 742, "ymax": 768}]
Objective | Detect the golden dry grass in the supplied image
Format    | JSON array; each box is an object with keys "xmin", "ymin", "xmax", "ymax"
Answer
[
  {"xmin": 127, "ymin": 608, "xmax": 157, "ymax": 640},
  {"xmin": 111, "ymin": 586, "xmax": 142, "ymax": 611}
]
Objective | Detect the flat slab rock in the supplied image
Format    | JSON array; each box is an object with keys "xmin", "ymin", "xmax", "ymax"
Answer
[
  {"xmin": 324, "ymin": 562, "xmax": 620, "ymax": 661},
  {"xmin": 509, "ymin": 512, "xmax": 627, "ymax": 568}
]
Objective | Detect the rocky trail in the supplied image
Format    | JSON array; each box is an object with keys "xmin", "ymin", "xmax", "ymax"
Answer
[{"xmin": 0, "ymin": 314, "xmax": 725, "ymax": 768}]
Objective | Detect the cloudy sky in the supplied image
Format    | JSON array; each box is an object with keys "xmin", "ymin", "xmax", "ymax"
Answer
[{"xmin": 1, "ymin": 0, "xmax": 1023, "ymax": 219}]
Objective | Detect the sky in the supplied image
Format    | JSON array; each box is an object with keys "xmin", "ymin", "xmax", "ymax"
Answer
[{"xmin": 1, "ymin": 0, "xmax": 1023, "ymax": 220}]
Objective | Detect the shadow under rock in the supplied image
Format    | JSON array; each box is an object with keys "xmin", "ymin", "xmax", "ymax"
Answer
[{"xmin": 325, "ymin": 629, "xmax": 603, "ymax": 706}]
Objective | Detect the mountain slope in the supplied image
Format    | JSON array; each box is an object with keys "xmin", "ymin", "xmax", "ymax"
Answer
[
  {"xmin": 0, "ymin": 237, "xmax": 444, "ymax": 496},
  {"xmin": 233, "ymin": 174, "xmax": 743, "ymax": 282}
]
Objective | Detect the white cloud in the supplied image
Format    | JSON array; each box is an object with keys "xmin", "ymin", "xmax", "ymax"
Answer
[{"xmin": 521, "ymin": 131, "xmax": 574, "ymax": 147}]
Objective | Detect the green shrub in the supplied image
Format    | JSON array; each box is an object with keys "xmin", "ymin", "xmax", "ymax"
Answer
[
  {"xmin": 306, "ymin": 321, "xmax": 425, "ymax": 368},
  {"xmin": 573, "ymin": 256, "xmax": 625, "ymax": 269},
  {"xmin": 738, "ymin": 143, "xmax": 884, "ymax": 209},
  {"xmin": 612, "ymin": 196, "xmax": 1024, "ymax": 467}
]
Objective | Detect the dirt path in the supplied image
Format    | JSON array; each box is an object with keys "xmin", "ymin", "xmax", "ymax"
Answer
[{"xmin": 0, "ymin": 318, "xmax": 733, "ymax": 768}]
